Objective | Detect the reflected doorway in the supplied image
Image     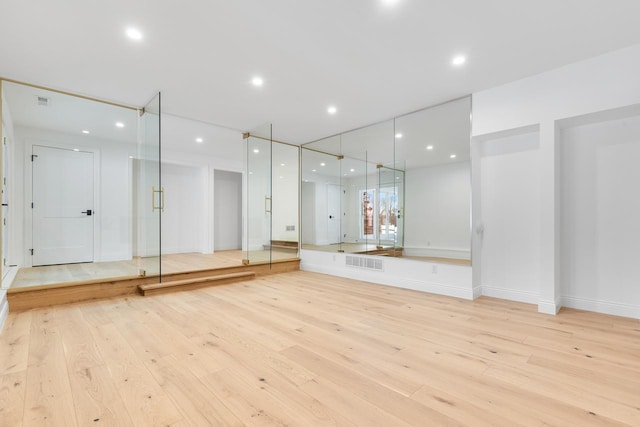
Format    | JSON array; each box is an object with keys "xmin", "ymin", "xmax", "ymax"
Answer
[
  {"xmin": 31, "ymin": 145, "xmax": 95, "ymax": 266},
  {"xmin": 214, "ymin": 170, "xmax": 242, "ymax": 251}
]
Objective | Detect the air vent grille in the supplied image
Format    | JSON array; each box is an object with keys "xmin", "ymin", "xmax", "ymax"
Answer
[
  {"xmin": 37, "ymin": 96, "xmax": 49, "ymax": 106},
  {"xmin": 345, "ymin": 255, "xmax": 383, "ymax": 271}
]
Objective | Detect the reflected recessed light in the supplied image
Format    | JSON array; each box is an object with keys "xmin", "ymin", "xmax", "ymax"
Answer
[
  {"xmin": 396, "ymin": 176, "xmax": 400, "ymax": 179},
  {"xmin": 450, "ymin": 154, "xmax": 457, "ymax": 159},
  {"xmin": 115, "ymin": 122, "xmax": 125, "ymax": 128},
  {"xmin": 73, "ymin": 148, "xmax": 80, "ymax": 152},
  {"xmin": 395, "ymin": 133, "xmax": 403, "ymax": 139},
  {"xmin": 350, "ymin": 168, "xmax": 355, "ymax": 172},
  {"xmin": 249, "ymin": 172, "xmax": 253, "ymax": 175},
  {"xmin": 381, "ymin": 0, "xmax": 400, "ymax": 6},
  {"xmin": 196, "ymin": 137, "xmax": 203, "ymax": 143},
  {"xmin": 320, "ymin": 162, "xmax": 326, "ymax": 166},
  {"xmin": 311, "ymin": 169, "xmax": 317, "ymax": 172},
  {"xmin": 280, "ymin": 163, "xmax": 285, "ymax": 166},
  {"xmin": 82, "ymin": 130, "xmax": 90, "ymax": 134},
  {"xmin": 129, "ymin": 155, "xmax": 135, "ymax": 159},
  {"xmin": 327, "ymin": 106, "xmax": 337, "ymax": 115},
  {"xmin": 452, "ymin": 55, "xmax": 466, "ymax": 66},
  {"xmin": 344, "ymin": 173, "xmax": 348, "ymax": 176},
  {"xmin": 126, "ymin": 28, "xmax": 143, "ymax": 41},
  {"xmin": 279, "ymin": 176, "xmax": 284, "ymax": 179},
  {"xmin": 253, "ymin": 148, "xmax": 260, "ymax": 153},
  {"xmin": 426, "ymin": 145, "xmax": 434, "ymax": 150},
  {"xmin": 252, "ymin": 76, "xmax": 264, "ymax": 87}
]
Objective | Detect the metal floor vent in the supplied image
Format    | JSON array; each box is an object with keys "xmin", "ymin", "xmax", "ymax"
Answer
[{"xmin": 345, "ymin": 255, "xmax": 384, "ymax": 271}]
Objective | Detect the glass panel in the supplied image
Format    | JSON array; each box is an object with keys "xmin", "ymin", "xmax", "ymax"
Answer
[
  {"xmin": 271, "ymin": 142, "xmax": 299, "ymax": 261},
  {"xmin": 137, "ymin": 93, "xmax": 161, "ymax": 278},
  {"xmin": 341, "ymin": 120, "xmax": 394, "ymax": 254},
  {"xmin": 245, "ymin": 123, "xmax": 272, "ymax": 264},
  {"xmin": 1, "ymin": 80, "xmax": 142, "ymax": 289},
  {"xmin": 394, "ymin": 96, "xmax": 472, "ymax": 263},
  {"xmin": 301, "ymin": 136, "xmax": 343, "ymax": 253}
]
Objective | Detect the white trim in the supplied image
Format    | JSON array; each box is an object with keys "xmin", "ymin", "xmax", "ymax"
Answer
[
  {"xmin": 481, "ymin": 285, "xmax": 539, "ymax": 304},
  {"xmin": 562, "ymin": 296, "xmax": 640, "ymax": 320},
  {"xmin": 0, "ymin": 290, "xmax": 8, "ymax": 334},
  {"xmin": 300, "ymin": 249, "xmax": 474, "ymax": 300},
  {"xmin": 538, "ymin": 298, "xmax": 562, "ymax": 315},
  {"xmin": 472, "ymin": 285, "xmax": 482, "ymax": 299}
]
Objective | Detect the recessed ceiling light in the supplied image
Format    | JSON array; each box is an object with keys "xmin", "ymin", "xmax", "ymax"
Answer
[
  {"xmin": 280, "ymin": 163, "xmax": 285, "ymax": 166},
  {"xmin": 73, "ymin": 148, "xmax": 80, "ymax": 152},
  {"xmin": 253, "ymin": 148, "xmax": 260, "ymax": 153},
  {"xmin": 126, "ymin": 28, "xmax": 143, "ymax": 41},
  {"xmin": 312, "ymin": 169, "xmax": 317, "ymax": 172},
  {"xmin": 426, "ymin": 145, "xmax": 434, "ymax": 150},
  {"xmin": 396, "ymin": 176, "xmax": 400, "ymax": 179},
  {"xmin": 252, "ymin": 76, "xmax": 264, "ymax": 87},
  {"xmin": 196, "ymin": 137, "xmax": 203, "ymax": 143},
  {"xmin": 452, "ymin": 55, "xmax": 466, "ymax": 66},
  {"xmin": 350, "ymin": 168, "xmax": 355, "ymax": 172},
  {"xmin": 327, "ymin": 106, "xmax": 337, "ymax": 115},
  {"xmin": 344, "ymin": 173, "xmax": 348, "ymax": 176},
  {"xmin": 320, "ymin": 162, "xmax": 326, "ymax": 166},
  {"xmin": 82, "ymin": 130, "xmax": 90, "ymax": 134},
  {"xmin": 115, "ymin": 122, "xmax": 125, "ymax": 128},
  {"xmin": 129, "ymin": 155, "xmax": 135, "ymax": 159},
  {"xmin": 395, "ymin": 133, "xmax": 403, "ymax": 139},
  {"xmin": 279, "ymin": 176, "xmax": 284, "ymax": 179},
  {"xmin": 381, "ymin": 0, "xmax": 400, "ymax": 6},
  {"xmin": 249, "ymin": 172, "xmax": 253, "ymax": 175},
  {"xmin": 450, "ymin": 154, "xmax": 457, "ymax": 159}
]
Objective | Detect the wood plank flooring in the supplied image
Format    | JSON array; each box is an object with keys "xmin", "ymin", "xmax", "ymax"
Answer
[{"xmin": 1, "ymin": 270, "xmax": 639, "ymax": 426}]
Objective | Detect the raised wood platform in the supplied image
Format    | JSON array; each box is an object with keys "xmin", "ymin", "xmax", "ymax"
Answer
[
  {"xmin": 139, "ymin": 271, "xmax": 256, "ymax": 296},
  {"xmin": 263, "ymin": 240, "xmax": 299, "ymax": 252},
  {"xmin": 7, "ymin": 258, "xmax": 299, "ymax": 311}
]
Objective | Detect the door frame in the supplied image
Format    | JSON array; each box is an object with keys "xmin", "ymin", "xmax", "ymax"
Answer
[{"xmin": 25, "ymin": 141, "xmax": 101, "ymax": 267}]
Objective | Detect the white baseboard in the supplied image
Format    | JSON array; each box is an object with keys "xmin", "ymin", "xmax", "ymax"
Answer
[
  {"xmin": 402, "ymin": 247, "xmax": 470, "ymax": 259},
  {"xmin": 481, "ymin": 285, "xmax": 539, "ymax": 305},
  {"xmin": 538, "ymin": 298, "xmax": 562, "ymax": 315},
  {"xmin": 0, "ymin": 290, "xmax": 8, "ymax": 334},
  {"xmin": 472, "ymin": 285, "xmax": 482, "ymax": 299},
  {"xmin": 562, "ymin": 296, "xmax": 639, "ymax": 319}
]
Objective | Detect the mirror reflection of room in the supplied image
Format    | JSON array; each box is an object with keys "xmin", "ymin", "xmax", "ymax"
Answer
[
  {"xmin": 301, "ymin": 96, "xmax": 471, "ymax": 265},
  {"xmin": 1, "ymin": 80, "xmax": 249, "ymax": 290}
]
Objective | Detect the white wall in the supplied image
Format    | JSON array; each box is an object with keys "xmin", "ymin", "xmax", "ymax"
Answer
[
  {"xmin": 214, "ymin": 170, "xmax": 242, "ymax": 251},
  {"xmin": 473, "ymin": 43, "xmax": 640, "ymax": 318},
  {"xmin": 14, "ymin": 126, "xmax": 135, "ymax": 265},
  {"xmin": 559, "ymin": 114, "xmax": 640, "ymax": 318},
  {"xmin": 404, "ymin": 162, "xmax": 470, "ymax": 258},
  {"xmin": 301, "ymin": 181, "xmax": 316, "ymax": 245},
  {"xmin": 475, "ymin": 130, "xmax": 541, "ymax": 304},
  {"xmin": 161, "ymin": 162, "xmax": 207, "ymax": 254},
  {"xmin": 301, "ymin": 249, "xmax": 473, "ymax": 299}
]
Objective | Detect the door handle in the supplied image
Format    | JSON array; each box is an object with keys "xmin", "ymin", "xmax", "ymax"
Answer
[{"xmin": 81, "ymin": 209, "xmax": 92, "ymax": 216}]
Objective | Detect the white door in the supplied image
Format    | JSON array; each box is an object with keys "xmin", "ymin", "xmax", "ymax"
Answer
[
  {"xmin": 327, "ymin": 184, "xmax": 341, "ymax": 244},
  {"xmin": 32, "ymin": 146, "xmax": 94, "ymax": 266}
]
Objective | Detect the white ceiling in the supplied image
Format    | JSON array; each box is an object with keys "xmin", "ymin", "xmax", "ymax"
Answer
[{"xmin": 2, "ymin": 0, "xmax": 640, "ymax": 144}]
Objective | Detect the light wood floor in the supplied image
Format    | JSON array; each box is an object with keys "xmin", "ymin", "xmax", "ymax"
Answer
[
  {"xmin": 1, "ymin": 271, "xmax": 639, "ymax": 426},
  {"xmin": 11, "ymin": 251, "xmax": 246, "ymax": 289}
]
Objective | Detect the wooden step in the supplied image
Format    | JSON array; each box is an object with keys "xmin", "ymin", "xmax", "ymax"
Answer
[{"xmin": 138, "ymin": 271, "xmax": 256, "ymax": 296}]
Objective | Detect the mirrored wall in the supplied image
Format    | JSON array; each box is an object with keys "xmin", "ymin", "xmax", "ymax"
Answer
[
  {"xmin": 301, "ymin": 96, "xmax": 471, "ymax": 264},
  {"xmin": 244, "ymin": 124, "xmax": 300, "ymax": 265},
  {"xmin": 0, "ymin": 79, "xmax": 160, "ymax": 288}
]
